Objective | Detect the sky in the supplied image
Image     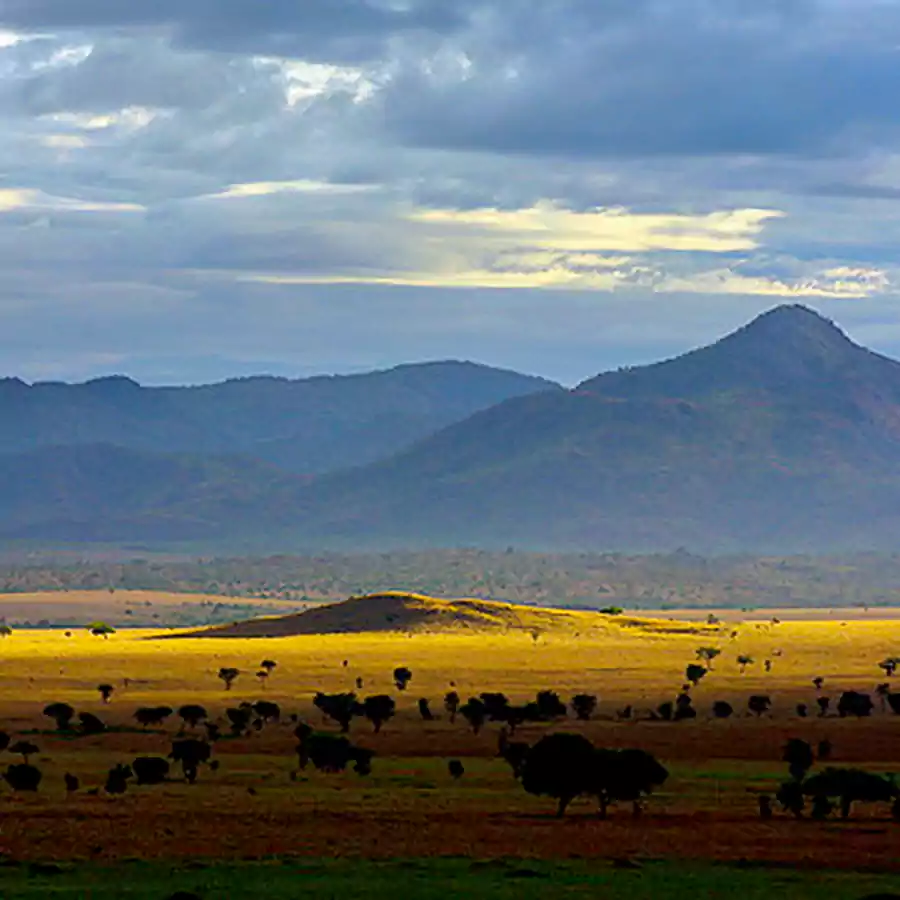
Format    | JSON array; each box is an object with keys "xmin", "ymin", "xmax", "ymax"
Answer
[{"xmin": 2, "ymin": 0, "xmax": 900, "ymax": 386}]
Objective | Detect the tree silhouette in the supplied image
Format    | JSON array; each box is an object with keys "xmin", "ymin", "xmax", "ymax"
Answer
[
  {"xmin": 460, "ymin": 698, "xmax": 487, "ymax": 734},
  {"xmin": 570, "ymin": 694, "xmax": 598, "ymax": 721},
  {"xmin": 134, "ymin": 706, "xmax": 172, "ymax": 728},
  {"xmin": 363, "ymin": 695, "xmax": 396, "ymax": 733},
  {"xmin": 696, "ymin": 647, "xmax": 721, "ymax": 670},
  {"xmin": 685, "ymin": 664, "xmax": 707, "ymax": 687},
  {"xmin": 105, "ymin": 763, "xmax": 132, "ymax": 795},
  {"xmin": 10, "ymin": 741, "xmax": 38, "ymax": 763},
  {"xmin": 177, "ymin": 704, "xmax": 208, "ymax": 730},
  {"xmin": 817, "ymin": 696, "xmax": 831, "ymax": 717},
  {"xmin": 132, "ymin": 756, "xmax": 170, "ymax": 785},
  {"xmin": 170, "ymin": 739, "xmax": 212, "ymax": 784},
  {"xmin": 812, "ymin": 677, "xmax": 824, "ymax": 691},
  {"xmin": 783, "ymin": 739, "xmax": 815, "ymax": 781},
  {"xmin": 736, "ymin": 655, "xmax": 754, "ymax": 673},
  {"xmin": 418, "ymin": 698, "xmax": 434, "ymax": 721},
  {"xmin": 260, "ymin": 659, "xmax": 277, "ymax": 674},
  {"xmin": 252, "ymin": 700, "xmax": 280, "ymax": 723},
  {"xmin": 97, "ymin": 683, "xmax": 114, "ymax": 704},
  {"xmin": 448, "ymin": 759, "xmax": 464, "ymax": 779},
  {"xmin": 747, "ymin": 695, "xmax": 771, "ymax": 717},
  {"xmin": 226, "ymin": 706, "xmax": 252, "ymax": 736},
  {"xmin": 393, "ymin": 667, "xmax": 413, "ymax": 691},
  {"xmin": 712, "ymin": 700, "xmax": 733, "ymax": 719},
  {"xmin": 313, "ymin": 692, "xmax": 361, "ymax": 733},
  {"xmin": 43, "ymin": 702, "xmax": 75, "ymax": 731},
  {"xmin": 879, "ymin": 657, "xmax": 899, "ymax": 678},
  {"xmin": 78, "ymin": 712, "xmax": 106, "ymax": 735},
  {"xmin": 4, "ymin": 763, "xmax": 41, "ymax": 791},
  {"xmin": 535, "ymin": 691, "xmax": 567, "ymax": 720},
  {"xmin": 88, "ymin": 623, "xmax": 115, "ymax": 639},
  {"xmin": 521, "ymin": 732, "xmax": 596, "ymax": 817},
  {"xmin": 217, "ymin": 667, "xmax": 240, "ymax": 690},
  {"xmin": 444, "ymin": 691, "xmax": 460, "ymax": 723},
  {"xmin": 0, "ymin": 625, "xmax": 12, "ymax": 638}
]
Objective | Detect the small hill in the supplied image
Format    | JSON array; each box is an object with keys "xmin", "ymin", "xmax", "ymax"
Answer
[{"xmin": 177, "ymin": 591, "xmax": 718, "ymax": 638}]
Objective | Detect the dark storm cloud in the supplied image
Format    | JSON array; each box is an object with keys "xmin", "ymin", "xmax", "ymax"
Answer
[
  {"xmin": 379, "ymin": 0, "xmax": 900, "ymax": 159},
  {"xmin": 0, "ymin": 0, "xmax": 475, "ymax": 62}
]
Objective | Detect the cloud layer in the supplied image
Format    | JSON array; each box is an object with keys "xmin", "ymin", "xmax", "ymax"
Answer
[{"xmin": 0, "ymin": 0, "xmax": 899, "ymax": 384}]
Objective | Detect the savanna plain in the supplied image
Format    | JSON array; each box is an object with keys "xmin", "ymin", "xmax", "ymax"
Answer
[{"xmin": 0, "ymin": 599, "xmax": 899, "ymax": 898}]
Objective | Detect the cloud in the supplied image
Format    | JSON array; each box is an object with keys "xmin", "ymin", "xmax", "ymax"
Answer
[{"xmin": 0, "ymin": 187, "xmax": 142, "ymax": 212}]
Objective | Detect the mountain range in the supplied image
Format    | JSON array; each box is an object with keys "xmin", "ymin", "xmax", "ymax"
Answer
[{"xmin": 5, "ymin": 303, "xmax": 900, "ymax": 553}]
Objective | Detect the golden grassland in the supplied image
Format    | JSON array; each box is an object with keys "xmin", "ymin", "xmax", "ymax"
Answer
[{"xmin": 0, "ymin": 614, "xmax": 899, "ymax": 866}]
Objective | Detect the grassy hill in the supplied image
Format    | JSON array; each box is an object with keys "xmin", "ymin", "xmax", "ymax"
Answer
[{"xmin": 178, "ymin": 591, "xmax": 719, "ymax": 638}]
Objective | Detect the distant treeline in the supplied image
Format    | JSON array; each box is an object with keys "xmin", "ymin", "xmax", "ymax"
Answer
[{"xmin": 0, "ymin": 549, "xmax": 899, "ymax": 609}]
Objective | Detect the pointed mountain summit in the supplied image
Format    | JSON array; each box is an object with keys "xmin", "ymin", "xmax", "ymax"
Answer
[
  {"xmin": 6, "ymin": 304, "xmax": 900, "ymax": 553},
  {"xmin": 579, "ymin": 304, "xmax": 896, "ymax": 400}
]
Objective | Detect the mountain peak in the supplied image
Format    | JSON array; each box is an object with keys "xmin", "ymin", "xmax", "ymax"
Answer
[
  {"xmin": 723, "ymin": 304, "xmax": 852, "ymax": 349},
  {"xmin": 579, "ymin": 303, "xmax": 874, "ymax": 397}
]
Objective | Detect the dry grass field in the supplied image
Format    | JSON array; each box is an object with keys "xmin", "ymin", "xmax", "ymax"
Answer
[{"xmin": 0, "ymin": 607, "xmax": 899, "ymax": 896}]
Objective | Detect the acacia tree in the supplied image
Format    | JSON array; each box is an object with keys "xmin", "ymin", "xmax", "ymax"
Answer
[
  {"xmin": 444, "ymin": 691, "xmax": 460, "ymax": 723},
  {"xmin": 685, "ymin": 664, "xmax": 707, "ymax": 687},
  {"xmin": 43, "ymin": 702, "xmax": 75, "ymax": 731},
  {"xmin": 736, "ymin": 655, "xmax": 754, "ymax": 674},
  {"xmin": 218, "ymin": 667, "xmax": 240, "ymax": 691},
  {"xmin": 696, "ymin": 648, "xmax": 722, "ymax": 670},
  {"xmin": 393, "ymin": 667, "xmax": 413, "ymax": 691},
  {"xmin": 363, "ymin": 695, "xmax": 396, "ymax": 733},
  {"xmin": 97, "ymin": 683, "xmax": 114, "ymax": 704},
  {"xmin": 178, "ymin": 704, "xmax": 208, "ymax": 730},
  {"xmin": 570, "ymin": 694, "xmax": 598, "ymax": 721}
]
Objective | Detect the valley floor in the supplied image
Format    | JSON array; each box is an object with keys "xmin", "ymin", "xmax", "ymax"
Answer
[{"xmin": 0, "ymin": 618, "xmax": 897, "ymax": 895}]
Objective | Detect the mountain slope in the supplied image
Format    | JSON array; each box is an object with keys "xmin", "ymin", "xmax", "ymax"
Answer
[
  {"xmin": 0, "ymin": 361, "xmax": 558, "ymax": 475},
  {"xmin": 279, "ymin": 305, "xmax": 900, "ymax": 552},
  {"xmin": 9, "ymin": 304, "xmax": 900, "ymax": 553}
]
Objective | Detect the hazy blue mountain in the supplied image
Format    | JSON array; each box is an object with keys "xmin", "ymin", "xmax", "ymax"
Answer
[
  {"xmin": 0, "ymin": 361, "xmax": 558, "ymax": 475},
  {"xmin": 8, "ymin": 305, "xmax": 900, "ymax": 553}
]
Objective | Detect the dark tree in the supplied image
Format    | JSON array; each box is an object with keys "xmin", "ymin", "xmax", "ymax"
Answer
[
  {"xmin": 356, "ymin": 677, "xmax": 364, "ymax": 690},
  {"xmin": 134, "ymin": 706, "xmax": 172, "ymax": 728},
  {"xmin": 520, "ymin": 732, "xmax": 598, "ymax": 817},
  {"xmin": 313, "ymin": 692, "xmax": 362, "ymax": 733},
  {"xmin": 362, "ymin": 695, "xmax": 396, "ymax": 733},
  {"xmin": 43, "ymin": 702, "xmax": 75, "ymax": 731},
  {"xmin": 217, "ymin": 667, "xmax": 240, "ymax": 691},
  {"xmin": 393, "ymin": 667, "xmax": 413, "ymax": 691},
  {"xmin": 812, "ymin": 677, "xmax": 824, "ymax": 691},
  {"xmin": 879, "ymin": 658, "xmax": 898, "ymax": 678},
  {"xmin": 253, "ymin": 700, "xmax": 281, "ymax": 723},
  {"xmin": 656, "ymin": 701, "xmax": 674, "ymax": 722},
  {"xmin": 444, "ymin": 691, "xmax": 460, "ymax": 723},
  {"xmin": 571, "ymin": 694, "xmax": 598, "ymax": 721},
  {"xmin": 817, "ymin": 696, "xmax": 831, "ymax": 717},
  {"xmin": 593, "ymin": 748, "xmax": 669, "ymax": 818},
  {"xmin": 535, "ymin": 691, "xmax": 568, "ymax": 720},
  {"xmin": 818, "ymin": 739, "xmax": 833, "ymax": 761},
  {"xmin": 296, "ymin": 731, "xmax": 374, "ymax": 776},
  {"xmin": 783, "ymin": 739, "xmax": 815, "ymax": 781},
  {"xmin": 132, "ymin": 756, "xmax": 170, "ymax": 785},
  {"xmin": 460, "ymin": 698, "xmax": 487, "ymax": 734},
  {"xmin": 78, "ymin": 712, "xmax": 106, "ymax": 735},
  {"xmin": 226, "ymin": 706, "xmax": 252, "ymax": 736},
  {"xmin": 64, "ymin": 773, "xmax": 79, "ymax": 794},
  {"xmin": 170, "ymin": 739, "xmax": 212, "ymax": 784},
  {"xmin": 479, "ymin": 692, "xmax": 510, "ymax": 721},
  {"xmin": 448, "ymin": 759, "xmax": 464, "ymax": 779},
  {"xmin": 802, "ymin": 767, "xmax": 900, "ymax": 819},
  {"xmin": 97, "ymin": 683, "xmax": 114, "ymax": 704},
  {"xmin": 617, "ymin": 705, "xmax": 633, "ymax": 720},
  {"xmin": 89, "ymin": 623, "xmax": 115, "ymax": 639},
  {"xmin": 712, "ymin": 701, "xmax": 733, "ymax": 719},
  {"xmin": 796, "ymin": 703, "xmax": 808, "ymax": 718},
  {"xmin": 0, "ymin": 625, "xmax": 11, "ymax": 638},
  {"xmin": 204, "ymin": 723, "xmax": 221, "ymax": 742},
  {"xmin": 260, "ymin": 659, "xmax": 277, "ymax": 674},
  {"xmin": 758, "ymin": 795, "xmax": 773, "ymax": 820},
  {"xmin": 177, "ymin": 704, "xmax": 208, "ymax": 730},
  {"xmin": 418, "ymin": 698, "xmax": 434, "ymax": 721},
  {"xmin": 736, "ymin": 655, "xmax": 754, "ymax": 673},
  {"xmin": 685, "ymin": 664, "xmax": 707, "ymax": 687},
  {"xmin": 887, "ymin": 693, "xmax": 900, "ymax": 716},
  {"xmin": 498, "ymin": 728, "xmax": 531, "ymax": 779},
  {"xmin": 4, "ymin": 763, "xmax": 42, "ymax": 791},
  {"xmin": 105, "ymin": 763, "xmax": 132, "ymax": 795},
  {"xmin": 696, "ymin": 647, "xmax": 721, "ymax": 670},
  {"xmin": 256, "ymin": 670, "xmax": 269, "ymax": 687},
  {"xmin": 747, "ymin": 695, "xmax": 771, "ymax": 717},
  {"xmin": 837, "ymin": 691, "xmax": 874, "ymax": 718},
  {"xmin": 674, "ymin": 693, "xmax": 696, "ymax": 721},
  {"xmin": 0, "ymin": 732, "xmax": 9, "ymax": 752},
  {"xmin": 10, "ymin": 741, "xmax": 38, "ymax": 763}
]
